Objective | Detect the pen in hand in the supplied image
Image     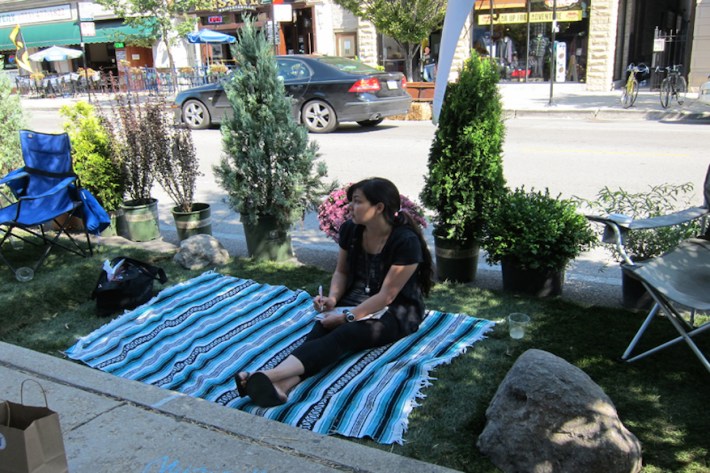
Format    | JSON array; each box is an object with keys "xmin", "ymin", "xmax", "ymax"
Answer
[{"xmin": 318, "ymin": 285, "xmax": 324, "ymax": 312}]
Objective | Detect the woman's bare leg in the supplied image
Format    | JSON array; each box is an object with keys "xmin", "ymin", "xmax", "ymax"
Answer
[{"xmin": 237, "ymin": 355, "xmax": 305, "ymax": 400}]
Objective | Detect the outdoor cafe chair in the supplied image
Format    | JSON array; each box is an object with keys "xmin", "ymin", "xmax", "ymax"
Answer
[{"xmin": 0, "ymin": 130, "xmax": 94, "ymax": 281}]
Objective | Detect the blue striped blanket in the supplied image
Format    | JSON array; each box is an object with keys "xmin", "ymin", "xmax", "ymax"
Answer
[{"xmin": 66, "ymin": 272, "xmax": 494, "ymax": 444}]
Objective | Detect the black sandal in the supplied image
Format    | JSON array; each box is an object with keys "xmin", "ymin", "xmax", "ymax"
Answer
[
  {"xmin": 245, "ymin": 372, "xmax": 286, "ymax": 407},
  {"xmin": 234, "ymin": 372, "xmax": 250, "ymax": 398}
]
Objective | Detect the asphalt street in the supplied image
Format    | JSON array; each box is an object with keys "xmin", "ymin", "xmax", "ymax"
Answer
[{"xmin": 20, "ymin": 88, "xmax": 710, "ymax": 309}]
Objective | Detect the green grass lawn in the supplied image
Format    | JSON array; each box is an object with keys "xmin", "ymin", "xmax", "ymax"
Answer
[{"xmin": 1, "ymin": 240, "xmax": 708, "ymax": 473}]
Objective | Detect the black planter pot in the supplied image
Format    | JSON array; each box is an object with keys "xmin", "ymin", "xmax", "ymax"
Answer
[
  {"xmin": 433, "ymin": 234, "xmax": 479, "ymax": 283},
  {"xmin": 501, "ymin": 257, "xmax": 564, "ymax": 297}
]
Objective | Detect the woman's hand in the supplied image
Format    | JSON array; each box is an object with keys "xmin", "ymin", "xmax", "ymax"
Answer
[
  {"xmin": 313, "ymin": 295, "xmax": 336, "ymax": 313},
  {"xmin": 319, "ymin": 311, "xmax": 346, "ymax": 330}
]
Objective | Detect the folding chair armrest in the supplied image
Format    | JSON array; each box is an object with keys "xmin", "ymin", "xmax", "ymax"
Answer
[
  {"xmin": 585, "ymin": 215, "xmax": 633, "ymax": 265},
  {"xmin": 0, "ymin": 169, "xmax": 29, "ymax": 186}
]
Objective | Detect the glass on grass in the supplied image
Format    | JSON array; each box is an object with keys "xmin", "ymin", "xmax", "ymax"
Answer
[{"xmin": 506, "ymin": 313, "xmax": 531, "ymax": 356}]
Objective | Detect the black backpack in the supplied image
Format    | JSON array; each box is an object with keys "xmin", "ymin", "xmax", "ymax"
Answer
[{"xmin": 91, "ymin": 256, "xmax": 168, "ymax": 316}]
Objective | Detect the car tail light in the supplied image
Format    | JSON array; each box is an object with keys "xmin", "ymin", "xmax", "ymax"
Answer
[
  {"xmin": 349, "ymin": 77, "xmax": 380, "ymax": 93},
  {"xmin": 401, "ymin": 77, "xmax": 407, "ymax": 88}
]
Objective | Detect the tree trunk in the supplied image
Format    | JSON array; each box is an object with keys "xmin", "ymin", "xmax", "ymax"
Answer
[
  {"xmin": 403, "ymin": 43, "xmax": 420, "ymax": 82},
  {"xmin": 161, "ymin": 26, "xmax": 178, "ymax": 91}
]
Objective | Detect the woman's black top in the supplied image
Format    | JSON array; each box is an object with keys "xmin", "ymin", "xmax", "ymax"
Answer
[{"xmin": 337, "ymin": 219, "xmax": 425, "ymax": 334}]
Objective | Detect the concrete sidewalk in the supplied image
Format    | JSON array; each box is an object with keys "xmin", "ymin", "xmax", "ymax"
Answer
[
  {"xmin": 0, "ymin": 342, "xmax": 456, "ymax": 473},
  {"xmin": 498, "ymin": 81, "xmax": 710, "ymax": 121}
]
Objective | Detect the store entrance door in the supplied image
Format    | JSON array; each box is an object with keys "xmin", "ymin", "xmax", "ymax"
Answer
[{"xmin": 280, "ymin": 6, "xmax": 313, "ymax": 55}]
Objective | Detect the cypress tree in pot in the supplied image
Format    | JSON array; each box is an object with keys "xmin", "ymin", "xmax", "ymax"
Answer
[
  {"xmin": 214, "ymin": 18, "xmax": 331, "ymax": 261},
  {"xmin": 420, "ymin": 53, "xmax": 506, "ymax": 282}
]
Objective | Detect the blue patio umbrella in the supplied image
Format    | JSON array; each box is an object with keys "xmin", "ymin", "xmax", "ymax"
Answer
[
  {"xmin": 186, "ymin": 29, "xmax": 236, "ymax": 44},
  {"xmin": 186, "ymin": 29, "xmax": 236, "ymax": 66}
]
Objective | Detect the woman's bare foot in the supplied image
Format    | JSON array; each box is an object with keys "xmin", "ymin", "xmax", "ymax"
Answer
[{"xmin": 234, "ymin": 371, "xmax": 249, "ymax": 397}]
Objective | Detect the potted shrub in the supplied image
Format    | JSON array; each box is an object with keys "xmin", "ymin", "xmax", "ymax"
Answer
[
  {"xmin": 100, "ymin": 95, "xmax": 160, "ymax": 242},
  {"xmin": 318, "ymin": 183, "xmax": 427, "ymax": 243},
  {"xmin": 483, "ymin": 187, "xmax": 597, "ymax": 297},
  {"xmin": 420, "ymin": 53, "xmax": 506, "ymax": 283},
  {"xmin": 214, "ymin": 18, "xmax": 331, "ymax": 261},
  {"xmin": 59, "ymin": 101, "xmax": 125, "ymax": 236},
  {"xmin": 580, "ymin": 183, "xmax": 703, "ymax": 308},
  {"xmin": 142, "ymin": 99, "xmax": 211, "ymax": 242}
]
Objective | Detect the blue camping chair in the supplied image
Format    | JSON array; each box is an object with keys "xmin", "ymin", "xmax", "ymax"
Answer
[{"xmin": 0, "ymin": 130, "xmax": 96, "ymax": 281}]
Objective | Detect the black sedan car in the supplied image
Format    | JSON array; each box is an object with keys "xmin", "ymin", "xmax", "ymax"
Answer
[{"xmin": 174, "ymin": 55, "xmax": 412, "ymax": 133}]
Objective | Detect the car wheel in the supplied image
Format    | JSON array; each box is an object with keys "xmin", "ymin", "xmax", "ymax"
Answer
[
  {"xmin": 356, "ymin": 118, "xmax": 384, "ymax": 128},
  {"xmin": 182, "ymin": 99, "xmax": 211, "ymax": 130},
  {"xmin": 302, "ymin": 100, "xmax": 337, "ymax": 133}
]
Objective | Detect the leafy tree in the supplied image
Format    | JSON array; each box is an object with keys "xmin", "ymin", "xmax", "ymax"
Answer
[
  {"xmin": 0, "ymin": 61, "xmax": 27, "ymax": 176},
  {"xmin": 335, "ymin": 0, "xmax": 447, "ymax": 81},
  {"xmin": 95, "ymin": 0, "xmax": 210, "ymax": 80}
]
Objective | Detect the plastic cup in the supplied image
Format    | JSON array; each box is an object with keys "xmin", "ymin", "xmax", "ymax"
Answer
[
  {"xmin": 508, "ymin": 313, "xmax": 531, "ymax": 339},
  {"xmin": 10, "ymin": 236, "xmax": 24, "ymax": 250},
  {"xmin": 15, "ymin": 267, "xmax": 34, "ymax": 282}
]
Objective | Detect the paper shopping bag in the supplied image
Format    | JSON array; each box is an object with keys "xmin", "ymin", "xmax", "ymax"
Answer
[{"xmin": 0, "ymin": 383, "xmax": 68, "ymax": 473}]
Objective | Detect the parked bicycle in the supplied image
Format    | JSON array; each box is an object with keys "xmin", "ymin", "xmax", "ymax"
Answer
[
  {"xmin": 659, "ymin": 64, "xmax": 687, "ymax": 108},
  {"xmin": 620, "ymin": 63, "xmax": 649, "ymax": 108}
]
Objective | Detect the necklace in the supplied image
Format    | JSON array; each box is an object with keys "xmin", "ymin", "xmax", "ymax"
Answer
[{"xmin": 363, "ymin": 228, "xmax": 389, "ymax": 295}]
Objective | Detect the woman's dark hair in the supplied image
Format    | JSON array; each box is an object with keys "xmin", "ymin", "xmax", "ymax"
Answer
[{"xmin": 347, "ymin": 177, "xmax": 434, "ymax": 295}]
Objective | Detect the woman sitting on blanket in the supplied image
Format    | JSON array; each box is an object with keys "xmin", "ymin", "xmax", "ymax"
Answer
[{"xmin": 235, "ymin": 177, "xmax": 434, "ymax": 407}]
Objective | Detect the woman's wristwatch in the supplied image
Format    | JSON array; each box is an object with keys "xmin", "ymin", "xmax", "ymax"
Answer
[{"xmin": 342, "ymin": 309, "xmax": 356, "ymax": 323}]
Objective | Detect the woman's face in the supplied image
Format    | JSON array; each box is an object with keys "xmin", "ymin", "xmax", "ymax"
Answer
[{"xmin": 350, "ymin": 189, "xmax": 382, "ymax": 225}]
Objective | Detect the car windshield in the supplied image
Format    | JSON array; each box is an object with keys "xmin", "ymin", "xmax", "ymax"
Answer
[{"xmin": 317, "ymin": 57, "xmax": 379, "ymax": 74}]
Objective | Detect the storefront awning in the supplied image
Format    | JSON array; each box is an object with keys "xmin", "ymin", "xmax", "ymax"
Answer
[
  {"xmin": 0, "ymin": 21, "xmax": 80, "ymax": 50},
  {"xmin": 86, "ymin": 20, "xmax": 155, "ymax": 44},
  {"xmin": 0, "ymin": 20, "xmax": 153, "ymax": 51}
]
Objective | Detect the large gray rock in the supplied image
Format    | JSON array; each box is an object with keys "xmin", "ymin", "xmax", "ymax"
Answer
[
  {"xmin": 477, "ymin": 349, "xmax": 642, "ymax": 473},
  {"xmin": 173, "ymin": 234, "xmax": 230, "ymax": 270}
]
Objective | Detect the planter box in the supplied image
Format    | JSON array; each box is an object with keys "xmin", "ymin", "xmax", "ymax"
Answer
[{"xmin": 406, "ymin": 82, "xmax": 435, "ymax": 102}]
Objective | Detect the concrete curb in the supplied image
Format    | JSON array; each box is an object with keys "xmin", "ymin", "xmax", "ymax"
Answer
[
  {"xmin": 504, "ymin": 108, "xmax": 710, "ymax": 121},
  {"xmin": 0, "ymin": 342, "xmax": 460, "ymax": 473},
  {"xmin": 21, "ymin": 95, "xmax": 710, "ymax": 123}
]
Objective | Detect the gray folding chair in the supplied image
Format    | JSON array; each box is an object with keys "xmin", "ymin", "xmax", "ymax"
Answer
[
  {"xmin": 621, "ymin": 238, "xmax": 710, "ymax": 373},
  {"xmin": 585, "ymin": 164, "xmax": 709, "ymax": 371}
]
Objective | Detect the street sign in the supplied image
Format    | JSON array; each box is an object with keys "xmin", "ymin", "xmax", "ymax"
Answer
[
  {"xmin": 80, "ymin": 21, "xmax": 96, "ymax": 37},
  {"xmin": 114, "ymin": 42, "xmax": 125, "ymax": 48},
  {"xmin": 78, "ymin": 2, "xmax": 95, "ymax": 21},
  {"xmin": 273, "ymin": 4, "xmax": 292, "ymax": 22}
]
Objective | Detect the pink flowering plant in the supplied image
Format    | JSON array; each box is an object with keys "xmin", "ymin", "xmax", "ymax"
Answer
[{"xmin": 318, "ymin": 183, "xmax": 428, "ymax": 242}]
